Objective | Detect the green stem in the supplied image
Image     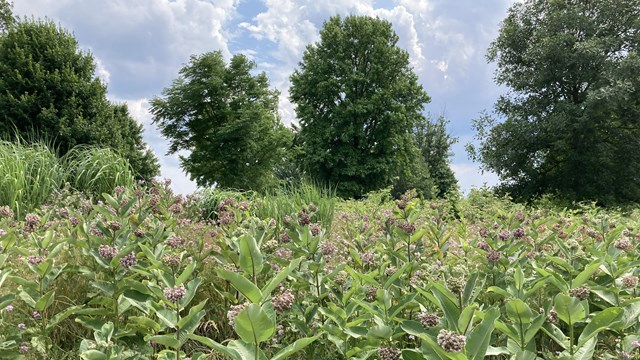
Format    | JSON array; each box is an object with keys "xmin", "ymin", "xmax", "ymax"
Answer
[{"xmin": 176, "ymin": 303, "xmax": 181, "ymax": 360}]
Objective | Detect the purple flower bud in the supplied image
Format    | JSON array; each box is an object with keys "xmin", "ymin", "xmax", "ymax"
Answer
[
  {"xmin": 32, "ymin": 311, "xmax": 41, "ymax": 319},
  {"xmin": 4, "ymin": 305, "xmax": 13, "ymax": 312},
  {"xmin": 18, "ymin": 323, "xmax": 26, "ymax": 330}
]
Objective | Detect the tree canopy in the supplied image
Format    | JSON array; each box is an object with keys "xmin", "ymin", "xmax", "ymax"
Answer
[
  {"xmin": 290, "ymin": 15, "xmax": 436, "ymax": 198},
  {"xmin": 150, "ymin": 51, "xmax": 292, "ymax": 191},
  {"xmin": 0, "ymin": 18, "xmax": 159, "ymax": 180},
  {"xmin": 471, "ymin": 0, "xmax": 640, "ymax": 204}
]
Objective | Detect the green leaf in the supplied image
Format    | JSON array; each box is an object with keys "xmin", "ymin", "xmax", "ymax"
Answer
[
  {"xmin": 506, "ymin": 299, "xmax": 534, "ymax": 325},
  {"xmin": 431, "ymin": 282, "xmax": 461, "ymax": 331},
  {"xmin": 34, "ymin": 289, "xmax": 55, "ymax": 311},
  {"xmin": 228, "ymin": 339, "xmax": 268, "ymax": 360},
  {"xmin": 176, "ymin": 261, "xmax": 196, "ymax": 285},
  {"xmin": 554, "ymin": 293, "xmax": 586, "ymax": 326},
  {"xmin": 466, "ymin": 307, "xmax": 500, "ymax": 360},
  {"xmin": 145, "ymin": 335, "xmax": 179, "ymax": 349},
  {"xmin": 458, "ymin": 304, "xmax": 477, "ymax": 334},
  {"xmin": 234, "ymin": 303, "xmax": 275, "ymax": 344},
  {"xmin": 187, "ymin": 334, "xmax": 241, "ymax": 360},
  {"xmin": 80, "ymin": 350, "xmax": 108, "ymax": 360},
  {"xmin": 261, "ymin": 258, "xmax": 302, "ymax": 300},
  {"xmin": 271, "ymin": 336, "xmax": 319, "ymax": 360},
  {"xmin": 576, "ymin": 307, "xmax": 623, "ymax": 348},
  {"xmin": 572, "ymin": 337, "xmax": 596, "ymax": 360},
  {"xmin": 572, "ymin": 260, "xmax": 600, "ymax": 288},
  {"xmin": 238, "ymin": 234, "xmax": 263, "ymax": 277},
  {"xmin": 177, "ymin": 300, "xmax": 207, "ymax": 341},
  {"xmin": 217, "ymin": 269, "xmax": 262, "ymax": 303}
]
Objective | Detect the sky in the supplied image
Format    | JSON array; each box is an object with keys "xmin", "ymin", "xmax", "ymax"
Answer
[{"xmin": 13, "ymin": 0, "xmax": 513, "ymax": 195}]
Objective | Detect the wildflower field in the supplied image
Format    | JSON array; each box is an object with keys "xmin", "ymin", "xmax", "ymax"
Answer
[{"xmin": 1, "ymin": 180, "xmax": 640, "ymax": 360}]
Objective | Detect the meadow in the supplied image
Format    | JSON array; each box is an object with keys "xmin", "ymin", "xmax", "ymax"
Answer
[{"xmin": 1, "ymin": 143, "xmax": 640, "ymax": 360}]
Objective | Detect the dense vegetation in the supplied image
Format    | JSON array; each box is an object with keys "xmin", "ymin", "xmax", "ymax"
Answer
[
  {"xmin": 470, "ymin": 0, "xmax": 640, "ymax": 205},
  {"xmin": 2, "ymin": 180, "xmax": 640, "ymax": 359},
  {"xmin": 0, "ymin": 10, "xmax": 159, "ymax": 181},
  {"xmin": 1, "ymin": 0, "xmax": 640, "ymax": 358}
]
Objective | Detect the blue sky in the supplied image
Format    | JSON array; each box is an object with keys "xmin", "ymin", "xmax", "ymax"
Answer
[{"xmin": 14, "ymin": 0, "xmax": 514, "ymax": 194}]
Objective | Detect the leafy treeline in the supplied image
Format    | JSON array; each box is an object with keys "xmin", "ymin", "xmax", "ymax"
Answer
[
  {"xmin": 152, "ymin": 15, "xmax": 458, "ymax": 199},
  {"xmin": 0, "ymin": 1, "xmax": 159, "ymax": 181},
  {"xmin": 470, "ymin": 0, "xmax": 640, "ymax": 205}
]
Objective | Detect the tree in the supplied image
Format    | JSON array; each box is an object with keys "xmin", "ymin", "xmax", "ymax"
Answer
[
  {"xmin": 150, "ymin": 51, "xmax": 291, "ymax": 191},
  {"xmin": 290, "ymin": 15, "xmax": 432, "ymax": 198},
  {"xmin": 472, "ymin": 0, "xmax": 640, "ymax": 204},
  {"xmin": 0, "ymin": 19, "xmax": 159, "ymax": 180},
  {"xmin": 415, "ymin": 115, "xmax": 458, "ymax": 197},
  {"xmin": 0, "ymin": 0, "xmax": 13, "ymax": 34}
]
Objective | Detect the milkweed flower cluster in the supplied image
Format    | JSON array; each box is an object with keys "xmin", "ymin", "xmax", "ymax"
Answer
[
  {"xmin": 437, "ymin": 329, "xmax": 466, "ymax": 352},
  {"xmin": 163, "ymin": 284, "xmax": 186, "ymax": 302},
  {"xmin": 98, "ymin": 245, "xmax": 119, "ymax": 260},
  {"xmin": 227, "ymin": 303, "xmax": 248, "ymax": 328}
]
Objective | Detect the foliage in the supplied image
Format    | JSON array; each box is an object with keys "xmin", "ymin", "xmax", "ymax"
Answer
[
  {"xmin": 2, "ymin": 168, "xmax": 640, "ymax": 359},
  {"xmin": 0, "ymin": 141, "xmax": 137, "ymax": 217},
  {"xmin": 62, "ymin": 146, "xmax": 135, "ymax": 197},
  {"xmin": 151, "ymin": 51, "xmax": 292, "ymax": 192},
  {"xmin": 0, "ymin": 141, "xmax": 65, "ymax": 218},
  {"xmin": 0, "ymin": 18, "xmax": 159, "ymax": 180},
  {"xmin": 0, "ymin": 0, "xmax": 13, "ymax": 34},
  {"xmin": 289, "ymin": 15, "xmax": 432, "ymax": 199},
  {"xmin": 471, "ymin": 0, "xmax": 640, "ymax": 204},
  {"xmin": 414, "ymin": 115, "xmax": 458, "ymax": 197}
]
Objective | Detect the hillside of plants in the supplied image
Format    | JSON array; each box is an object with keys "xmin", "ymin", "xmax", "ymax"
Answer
[{"xmin": 1, "ymin": 143, "xmax": 640, "ymax": 359}]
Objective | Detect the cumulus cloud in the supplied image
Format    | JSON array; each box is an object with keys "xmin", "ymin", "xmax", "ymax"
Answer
[{"xmin": 13, "ymin": 0, "xmax": 240, "ymax": 99}]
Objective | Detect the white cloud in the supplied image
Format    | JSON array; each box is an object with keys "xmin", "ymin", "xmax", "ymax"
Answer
[
  {"xmin": 451, "ymin": 162, "xmax": 499, "ymax": 194},
  {"xmin": 93, "ymin": 55, "xmax": 111, "ymax": 84}
]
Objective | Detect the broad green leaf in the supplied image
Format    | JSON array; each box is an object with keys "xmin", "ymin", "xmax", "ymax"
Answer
[
  {"xmin": 80, "ymin": 350, "xmax": 108, "ymax": 360},
  {"xmin": 145, "ymin": 335, "xmax": 179, "ymax": 349},
  {"xmin": 554, "ymin": 294, "xmax": 586, "ymax": 326},
  {"xmin": 176, "ymin": 261, "xmax": 196, "ymax": 285},
  {"xmin": 431, "ymin": 282, "xmax": 461, "ymax": 331},
  {"xmin": 238, "ymin": 234, "xmax": 263, "ymax": 277},
  {"xmin": 187, "ymin": 334, "xmax": 241, "ymax": 360},
  {"xmin": 217, "ymin": 269, "xmax": 262, "ymax": 303},
  {"xmin": 228, "ymin": 339, "xmax": 268, "ymax": 360},
  {"xmin": 35, "ymin": 289, "xmax": 55, "ymax": 311},
  {"xmin": 466, "ymin": 307, "xmax": 500, "ymax": 360},
  {"xmin": 506, "ymin": 299, "xmax": 535, "ymax": 325},
  {"xmin": 458, "ymin": 304, "xmax": 477, "ymax": 334},
  {"xmin": 234, "ymin": 303, "xmax": 275, "ymax": 344},
  {"xmin": 572, "ymin": 260, "xmax": 600, "ymax": 288},
  {"xmin": 261, "ymin": 258, "xmax": 302, "ymax": 301},
  {"xmin": 577, "ymin": 307, "xmax": 623, "ymax": 348},
  {"xmin": 271, "ymin": 336, "xmax": 319, "ymax": 360}
]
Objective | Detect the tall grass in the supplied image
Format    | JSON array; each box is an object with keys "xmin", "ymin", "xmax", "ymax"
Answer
[
  {"xmin": 62, "ymin": 146, "xmax": 135, "ymax": 196},
  {"xmin": 255, "ymin": 181, "xmax": 337, "ymax": 229},
  {"xmin": 0, "ymin": 141, "xmax": 65, "ymax": 217},
  {"xmin": 0, "ymin": 142, "xmax": 136, "ymax": 217}
]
